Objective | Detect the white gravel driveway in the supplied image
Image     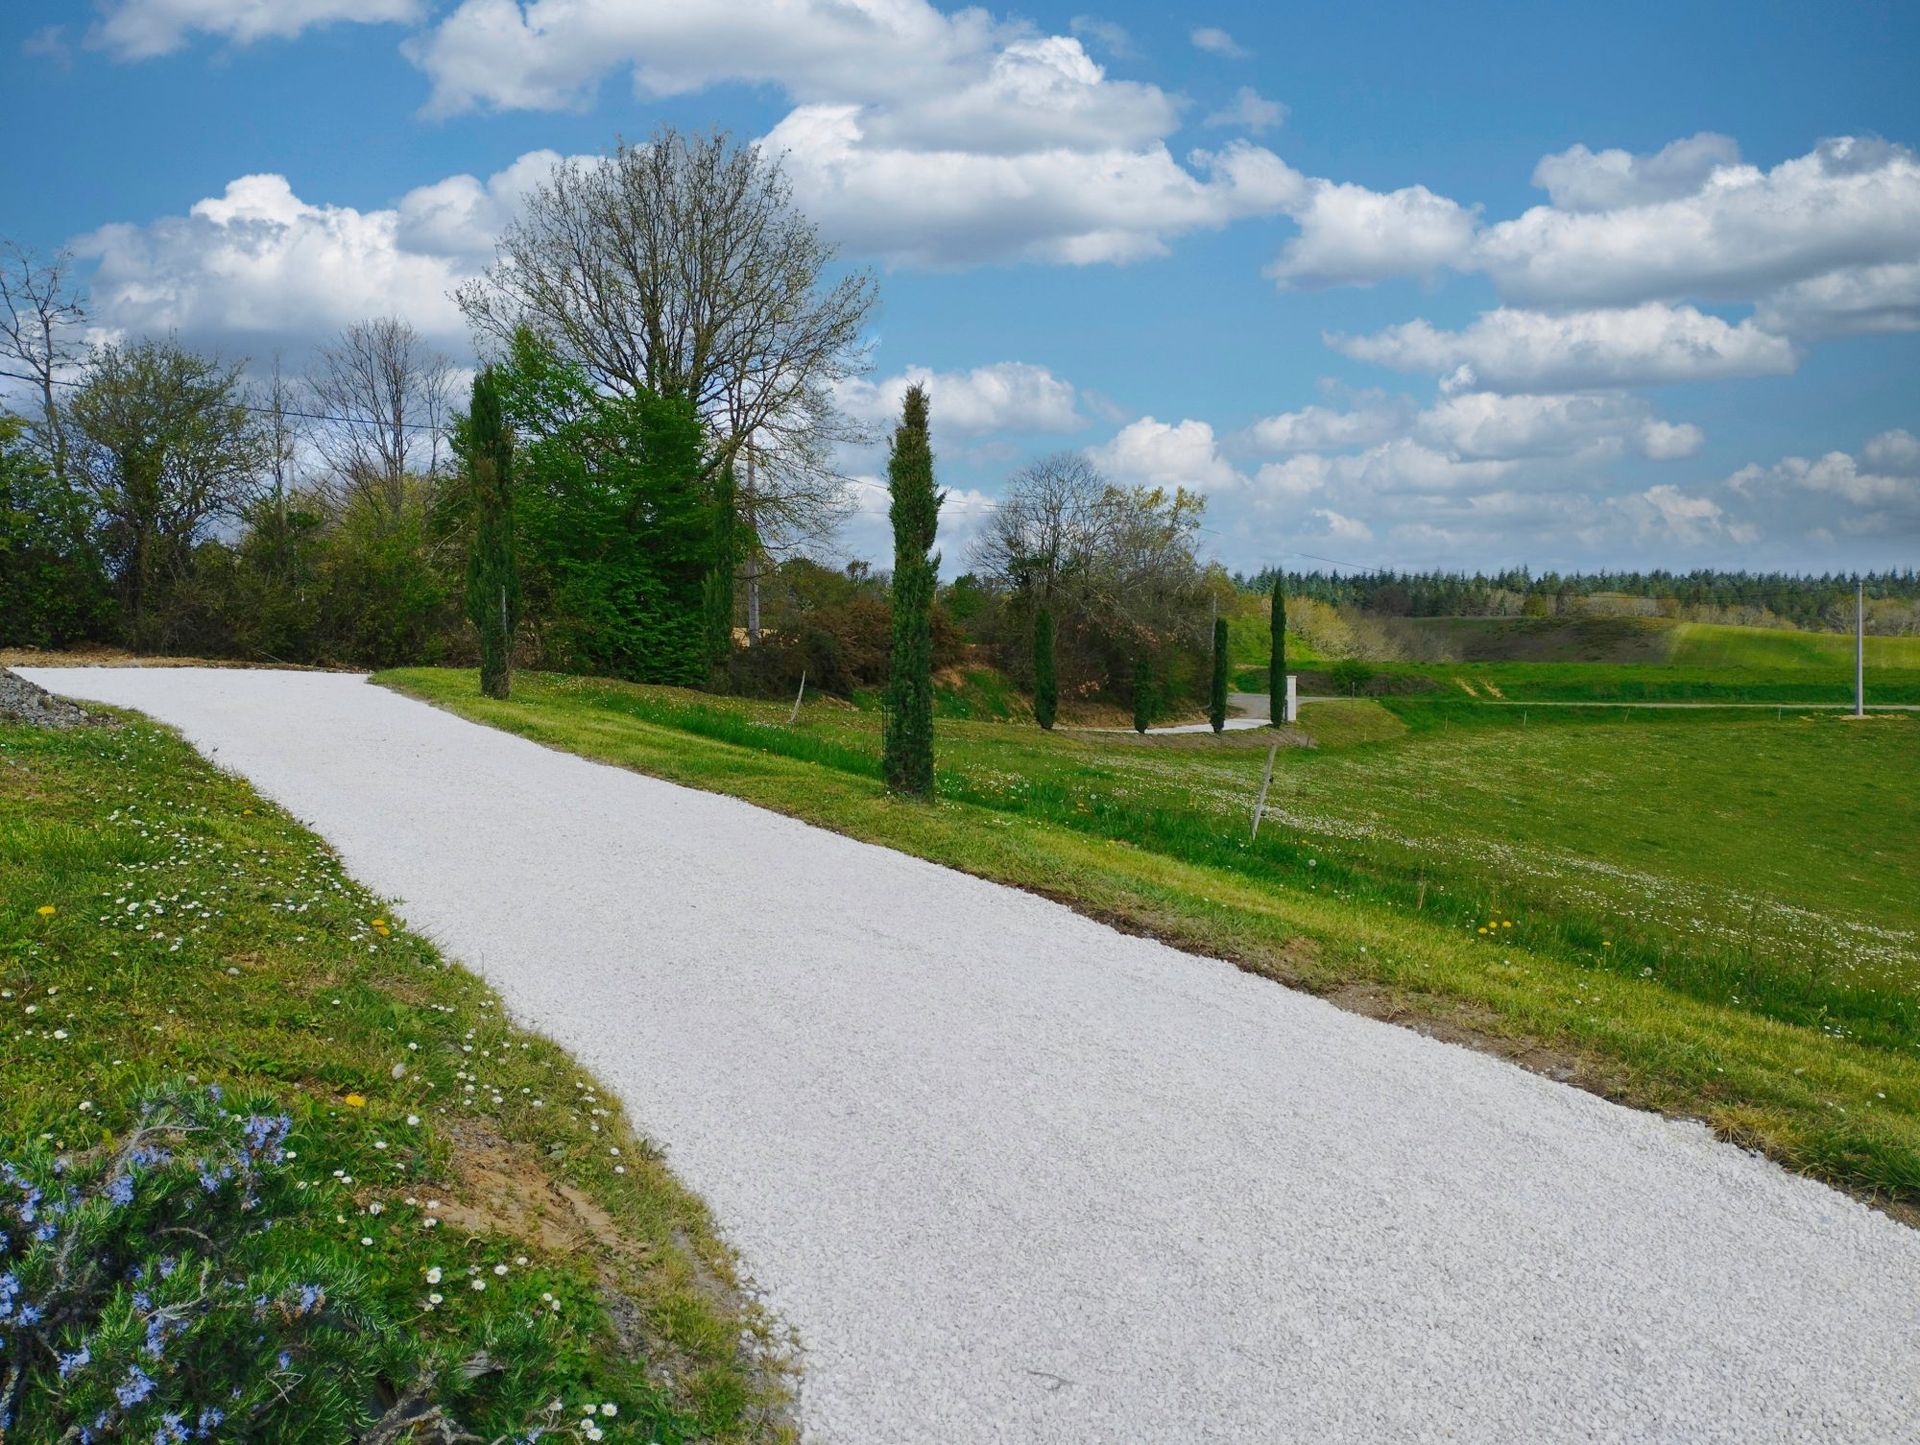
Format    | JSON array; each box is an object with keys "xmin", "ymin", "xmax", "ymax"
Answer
[{"xmin": 27, "ymin": 667, "xmax": 1920, "ymax": 1444}]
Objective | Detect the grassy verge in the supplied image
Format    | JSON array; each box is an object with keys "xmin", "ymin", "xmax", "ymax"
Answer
[
  {"xmin": 0, "ymin": 710, "xmax": 789, "ymax": 1441},
  {"xmin": 379, "ymin": 668, "xmax": 1920, "ymax": 1219}
]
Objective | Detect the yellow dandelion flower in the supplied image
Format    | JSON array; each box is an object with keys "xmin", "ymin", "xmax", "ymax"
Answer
[
  {"xmin": 1501, "ymin": 921, "xmax": 1513, "ymax": 928},
  {"xmin": 1476, "ymin": 927, "xmax": 1489, "ymax": 935},
  {"xmin": 345, "ymin": 1093, "xmax": 367, "ymax": 1108},
  {"xmin": 36, "ymin": 905, "xmax": 57, "ymax": 917},
  {"xmin": 243, "ymin": 808, "xmax": 254, "ymax": 815},
  {"xmin": 371, "ymin": 919, "xmax": 386, "ymax": 928},
  {"xmin": 1601, "ymin": 941, "xmax": 1613, "ymax": 948}
]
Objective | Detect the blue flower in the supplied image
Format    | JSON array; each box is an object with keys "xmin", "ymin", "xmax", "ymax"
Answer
[
  {"xmin": 104, "ymin": 1175, "xmax": 135, "ymax": 1209},
  {"xmin": 58, "ymin": 1343, "xmax": 91, "ymax": 1378},
  {"xmin": 115, "ymin": 1365, "xmax": 156, "ymax": 1408}
]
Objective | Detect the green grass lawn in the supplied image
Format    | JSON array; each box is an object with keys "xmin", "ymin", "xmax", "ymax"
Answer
[
  {"xmin": 381, "ymin": 668, "xmax": 1920, "ymax": 1217},
  {"xmin": 1, "ymin": 711, "xmax": 787, "ymax": 1442}
]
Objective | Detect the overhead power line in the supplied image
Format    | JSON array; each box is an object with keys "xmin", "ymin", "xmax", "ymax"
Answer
[{"xmin": 37, "ymin": 373, "xmax": 447, "ymax": 433}]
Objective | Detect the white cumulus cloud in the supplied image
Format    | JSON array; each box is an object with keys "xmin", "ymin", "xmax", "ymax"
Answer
[
  {"xmin": 1189, "ymin": 26, "xmax": 1250, "ymax": 58},
  {"xmin": 1530, "ymin": 132, "xmax": 1741, "ymax": 212},
  {"xmin": 91, "ymin": 0, "xmax": 423, "ymax": 61},
  {"xmin": 1266, "ymin": 179, "xmax": 1478, "ymax": 289},
  {"xmin": 767, "ymin": 108, "xmax": 1304, "ymax": 265},
  {"xmin": 1087, "ymin": 416, "xmax": 1243, "ymax": 491},
  {"xmin": 1331, "ymin": 303, "xmax": 1797, "ymax": 393},
  {"xmin": 73, "ymin": 153, "xmax": 585, "ymax": 355},
  {"xmin": 1205, "ymin": 87, "xmax": 1287, "ymax": 135},
  {"xmin": 1479, "ymin": 136, "xmax": 1920, "ymax": 310},
  {"xmin": 833, "ymin": 362, "xmax": 1083, "ymax": 436}
]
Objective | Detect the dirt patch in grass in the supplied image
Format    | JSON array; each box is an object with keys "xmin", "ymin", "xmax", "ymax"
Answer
[{"xmin": 437, "ymin": 1122, "xmax": 626, "ymax": 1256}]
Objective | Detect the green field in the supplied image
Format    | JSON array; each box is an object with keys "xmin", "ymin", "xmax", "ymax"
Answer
[
  {"xmin": 1237, "ymin": 615, "xmax": 1920, "ymax": 704},
  {"xmin": 381, "ymin": 667, "xmax": 1920, "ymax": 1215},
  {"xmin": 1, "ymin": 713, "xmax": 783, "ymax": 1440}
]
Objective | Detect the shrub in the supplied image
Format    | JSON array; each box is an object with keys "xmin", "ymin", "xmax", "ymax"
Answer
[
  {"xmin": 1328, "ymin": 658, "xmax": 1376, "ymax": 695},
  {"xmin": 0, "ymin": 1084, "xmax": 411, "ymax": 1442}
]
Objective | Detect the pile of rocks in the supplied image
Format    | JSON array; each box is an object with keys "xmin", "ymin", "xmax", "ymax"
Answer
[{"xmin": 0, "ymin": 668, "xmax": 101, "ymax": 728}]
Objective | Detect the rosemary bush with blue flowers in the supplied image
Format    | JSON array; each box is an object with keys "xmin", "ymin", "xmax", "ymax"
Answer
[{"xmin": 0, "ymin": 1083, "xmax": 415, "ymax": 1440}]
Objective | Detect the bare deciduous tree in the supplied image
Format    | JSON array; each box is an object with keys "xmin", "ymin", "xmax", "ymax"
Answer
[
  {"xmin": 0, "ymin": 240, "xmax": 88, "ymax": 484},
  {"xmin": 309, "ymin": 317, "xmax": 454, "ymax": 515},
  {"xmin": 973, "ymin": 451, "xmax": 1214, "ymax": 692},
  {"xmin": 458, "ymin": 127, "xmax": 880, "ymax": 636}
]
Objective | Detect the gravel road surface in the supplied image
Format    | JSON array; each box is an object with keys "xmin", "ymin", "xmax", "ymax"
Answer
[{"xmin": 27, "ymin": 667, "xmax": 1920, "ymax": 1444}]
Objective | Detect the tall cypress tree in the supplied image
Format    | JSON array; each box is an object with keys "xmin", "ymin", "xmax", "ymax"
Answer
[
  {"xmin": 1133, "ymin": 654, "xmax": 1153, "ymax": 735},
  {"xmin": 882, "ymin": 385, "xmax": 942, "ymax": 797},
  {"xmin": 1209, "ymin": 615, "xmax": 1229, "ymax": 734},
  {"xmin": 1269, "ymin": 572, "xmax": 1287, "ymax": 726},
  {"xmin": 464, "ymin": 367, "xmax": 519, "ymax": 699},
  {"xmin": 1032, "ymin": 605, "xmax": 1058, "ymax": 730}
]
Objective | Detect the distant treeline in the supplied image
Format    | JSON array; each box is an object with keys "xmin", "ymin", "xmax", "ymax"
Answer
[{"xmin": 1234, "ymin": 567, "xmax": 1920, "ymax": 633}]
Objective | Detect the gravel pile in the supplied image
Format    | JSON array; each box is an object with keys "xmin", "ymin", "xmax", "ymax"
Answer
[
  {"xmin": 24, "ymin": 666, "xmax": 1920, "ymax": 1445},
  {"xmin": 0, "ymin": 667, "xmax": 102, "ymax": 728}
]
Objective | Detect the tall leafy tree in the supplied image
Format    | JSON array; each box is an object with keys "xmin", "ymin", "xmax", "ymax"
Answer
[
  {"xmin": 1210, "ymin": 615, "xmax": 1229, "ymax": 733},
  {"xmin": 64, "ymin": 339, "xmax": 264, "ymax": 649},
  {"xmin": 882, "ymin": 385, "xmax": 942, "ymax": 797},
  {"xmin": 1032, "ymin": 605, "xmax": 1057, "ymax": 730},
  {"xmin": 492, "ymin": 331, "xmax": 712, "ymax": 686},
  {"xmin": 1270, "ymin": 572, "xmax": 1287, "ymax": 726},
  {"xmin": 463, "ymin": 368, "xmax": 519, "ymax": 699},
  {"xmin": 460, "ymin": 127, "xmax": 880, "ymax": 641},
  {"xmin": 0, "ymin": 416, "xmax": 111, "ymax": 646}
]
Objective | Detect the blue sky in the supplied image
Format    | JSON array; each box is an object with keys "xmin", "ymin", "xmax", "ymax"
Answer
[{"xmin": 4, "ymin": 0, "xmax": 1918, "ymax": 577}]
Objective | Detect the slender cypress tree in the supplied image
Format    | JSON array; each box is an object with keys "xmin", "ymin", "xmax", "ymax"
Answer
[
  {"xmin": 1210, "ymin": 615, "xmax": 1229, "ymax": 733},
  {"xmin": 1032, "ymin": 605, "xmax": 1058, "ymax": 730},
  {"xmin": 1133, "ymin": 654, "xmax": 1153, "ymax": 734},
  {"xmin": 881, "ymin": 385, "xmax": 942, "ymax": 797},
  {"xmin": 1269, "ymin": 571, "xmax": 1287, "ymax": 726},
  {"xmin": 464, "ymin": 367, "xmax": 519, "ymax": 699}
]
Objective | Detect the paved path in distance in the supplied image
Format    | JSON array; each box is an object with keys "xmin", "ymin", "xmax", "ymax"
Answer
[{"xmin": 27, "ymin": 667, "xmax": 1920, "ymax": 1444}]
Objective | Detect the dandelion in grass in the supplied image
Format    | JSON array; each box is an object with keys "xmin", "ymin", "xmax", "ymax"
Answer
[{"xmin": 345, "ymin": 1094, "xmax": 366, "ymax": 1108}]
